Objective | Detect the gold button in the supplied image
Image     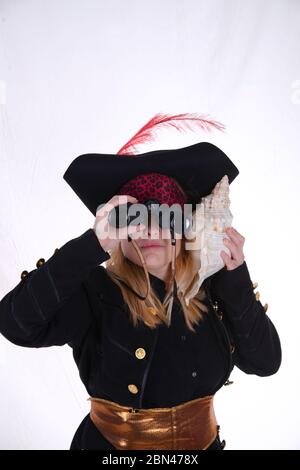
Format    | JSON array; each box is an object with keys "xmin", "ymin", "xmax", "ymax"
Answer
[
  {"xmin": 21, "ymin": 270, "xmax": 28, "ymax": 280},
  {"xmin": 230, "ymin": 344, "xmax": 235, "ymax": 353},
  {"xmin": 252, "ymin": 282, "xmax": 258, "ymax": 290},
  {"xmin": 36, "ymin": 258, "xmax": 45, "ymax": 268},
  {"xmin": 255, "ymin": 291, "xmax": 260, "ymax": 301},
  {"xmin": 128, "ymin": 384, "xmax": 139, "ymax": 394},
  {"xmin": 135, "ymin": 348, "xmax": 146, "ymax": 360}
]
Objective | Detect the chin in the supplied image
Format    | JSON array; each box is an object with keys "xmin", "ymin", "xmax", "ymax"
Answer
[
  {"xmin": 144, "ymin": 257, "xmax": 163, "ymax": 268},
  {"xmin": 143, "ymin": 253, "xmax": 162, "ymax": 261}
]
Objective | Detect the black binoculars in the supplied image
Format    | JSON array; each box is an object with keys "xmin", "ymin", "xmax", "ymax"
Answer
[{"xmin": 107, "ymin": 199, "xmax": 193, "ymax": 235}]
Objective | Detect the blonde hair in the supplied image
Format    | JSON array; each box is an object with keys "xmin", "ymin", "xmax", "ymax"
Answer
[{"xmin": 105, "ymin": 232, "xmax": 209, "ymax": 333}]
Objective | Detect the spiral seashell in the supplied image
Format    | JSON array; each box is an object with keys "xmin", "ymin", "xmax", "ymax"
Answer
[{"xmin": 181, "ymin": 175, "xmax": 233, "ymax": 305}]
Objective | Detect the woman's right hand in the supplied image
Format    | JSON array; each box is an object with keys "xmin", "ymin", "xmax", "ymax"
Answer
[{"xmin": 93, "ymin": 195, "xmax": 145, "ymax": 252}]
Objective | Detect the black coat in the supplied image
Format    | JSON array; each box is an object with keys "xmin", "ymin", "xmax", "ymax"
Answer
[{"xmin": 0, "ymin": 228, "xmax": 282, "ymax": 450}]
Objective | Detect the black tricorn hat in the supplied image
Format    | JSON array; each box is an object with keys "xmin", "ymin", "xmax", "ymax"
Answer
[
  {"xmin": 63, "ymin": 113, "xmax": 240, "ymax": 323},
  {"xmin": 63, "ymin": 141, "xmax": 239, "ymax": 216}
]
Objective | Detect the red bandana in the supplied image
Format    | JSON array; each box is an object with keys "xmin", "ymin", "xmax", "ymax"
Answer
[{"xmin": 117, "ymin": 172, "xmax": 188, "ymax": 208}]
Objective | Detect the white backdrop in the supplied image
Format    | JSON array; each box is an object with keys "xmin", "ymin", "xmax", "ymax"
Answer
[{"xmin": 0, "ymin": 0, "xmax": 299, "ymax": 450}]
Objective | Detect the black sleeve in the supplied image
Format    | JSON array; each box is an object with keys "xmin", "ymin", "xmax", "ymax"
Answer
[
  {"xmin": 209, "ymin": 261, "xmax": 282, "ymax": 376},
  {"xmin": 0, "ymin": 228, "xmax": 110, "ymax": 348}
]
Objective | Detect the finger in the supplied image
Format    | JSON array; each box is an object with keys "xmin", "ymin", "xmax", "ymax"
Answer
[
  {"xmin": 220, "ymin": 250, "xmax": 235, "ymax": 270},
  {"xmin": 225, "ymin": 227, "xmax": 245, "ymax": 245},
  {"xmin": 94, "ymin": 217, "xmax": 109, "ymax": 239},
  {"xmin": 111, "ymin": 194, "xmax": 138, "ymax": 206},
  {"xmin": 220, "ymin": 250, "xmax": 230, "ymax": 267},
  {"xmin": 223, "ymin": 238, "xmax": 245, "ymax": 266},
  {"xmin": 97, "ymin": 195, "xmax": 138, "ymax": 217},
  {"xmin": 223, "ymin": 237, "xmax": 241, "ymax": 261}
]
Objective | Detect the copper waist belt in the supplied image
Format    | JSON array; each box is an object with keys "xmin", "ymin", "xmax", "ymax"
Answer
[{"xmin": 88, "ymin": 395, "xmax": 218, "ymax": 450}]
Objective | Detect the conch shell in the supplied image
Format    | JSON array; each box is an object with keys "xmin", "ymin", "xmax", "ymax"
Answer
[{"xmin": 180, "ymin": 174, "xmax": 233, "ymax": 306}]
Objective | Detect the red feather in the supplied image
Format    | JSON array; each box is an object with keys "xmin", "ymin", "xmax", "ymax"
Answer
[{"xmin": 116, "ymin": 112, "xmax": 225, "ymax": 156}]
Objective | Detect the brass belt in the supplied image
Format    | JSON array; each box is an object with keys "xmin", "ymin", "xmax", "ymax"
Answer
[{"xmin": 88, "ymin": 395, "xmax": 218, "ymax": 450}]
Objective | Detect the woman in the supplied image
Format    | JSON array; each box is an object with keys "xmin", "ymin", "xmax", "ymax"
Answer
[{"xmin": 0, "ymin": 134, "xmax": 282, "ymax": 450}]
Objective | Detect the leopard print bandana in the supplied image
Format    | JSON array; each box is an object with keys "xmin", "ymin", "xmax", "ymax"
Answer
[{"xmin": 117, "ymin": 172, "xmax": 188, "ymax": 208}]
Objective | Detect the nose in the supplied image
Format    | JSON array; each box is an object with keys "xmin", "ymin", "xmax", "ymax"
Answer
[{"xmin": 141, "ymin": 214, "xmax": 160, "ymax": 239}]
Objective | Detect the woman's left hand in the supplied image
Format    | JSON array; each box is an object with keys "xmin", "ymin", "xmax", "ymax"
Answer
[{"xmin": 220, "ymin": 226, "xmax": 245, "ymax": 271}]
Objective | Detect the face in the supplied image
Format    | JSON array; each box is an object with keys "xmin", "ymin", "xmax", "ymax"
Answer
[{"xmin": 120, "ymin": 218, "xmax": 182, "ymax": 282}]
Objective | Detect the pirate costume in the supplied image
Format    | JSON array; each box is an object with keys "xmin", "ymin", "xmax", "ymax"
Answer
[{"xmin": 0, "ymin": 114, "xmax": 282, "ymax": 450}]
